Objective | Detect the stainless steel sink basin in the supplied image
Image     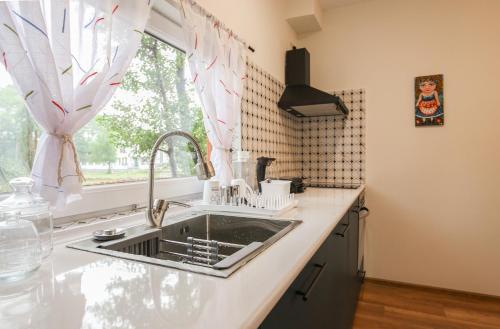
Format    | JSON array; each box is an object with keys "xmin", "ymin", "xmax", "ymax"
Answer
[{"xmin": 67, "ymin": 213, "xmax": 301, "ymax": 278}]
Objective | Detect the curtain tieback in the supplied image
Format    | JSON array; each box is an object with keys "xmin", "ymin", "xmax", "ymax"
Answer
[{"xmin": 49, "ymin": 133, "xmax": 85, "ymax": 186}]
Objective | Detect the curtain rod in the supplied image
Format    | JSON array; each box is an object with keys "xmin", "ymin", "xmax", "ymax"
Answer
[{"xmin": 167, "ymin": 0, "xmax": 255, "ymax": 53}]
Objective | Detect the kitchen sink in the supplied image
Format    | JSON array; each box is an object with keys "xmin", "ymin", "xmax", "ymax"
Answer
[{"xmin": 67, "ymin": 213, "xmax": 301, "ymax": 278}]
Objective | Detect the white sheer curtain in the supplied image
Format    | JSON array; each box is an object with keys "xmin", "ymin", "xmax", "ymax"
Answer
[
  {"xmin": 0, "ymin": 0, "xmax": 152, "ymax": 205},
  {"xmin": 179, "ymin": 0, "xmax": 246, "ymax": 186}
]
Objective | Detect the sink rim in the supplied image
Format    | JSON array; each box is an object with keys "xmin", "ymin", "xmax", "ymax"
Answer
[{"xmin": 66, "ymin": 211, "xmax": 302, "ymax": 278}]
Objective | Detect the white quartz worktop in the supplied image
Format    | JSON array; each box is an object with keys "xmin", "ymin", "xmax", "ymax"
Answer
[{"xmin": 0, "ymin": 187, "xmax": 364, "ymax": 329}]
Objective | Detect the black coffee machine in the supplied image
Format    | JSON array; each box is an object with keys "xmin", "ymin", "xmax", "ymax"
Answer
[
  {"xmin": 256, "ymin": 157, "xmax": 305, "ymax": 193},
  {"xmin": 256, "ymin": 157, "xmax": 275, "ymax": 192}
]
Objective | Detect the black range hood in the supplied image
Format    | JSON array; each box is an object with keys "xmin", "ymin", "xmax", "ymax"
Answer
[{"xmin": 278, "ymin": 48, "xmax": 348, "ymax": 117}]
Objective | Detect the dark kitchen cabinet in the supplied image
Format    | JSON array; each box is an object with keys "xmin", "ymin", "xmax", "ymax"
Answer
[
  {"xmin": 260, "ymin": 198, "xmax": 361, "ymax": 329},
  {"xmin": 344, "ymin": 201, "xmax": 361, "ymax": 326},
  {"xmin": 332, "ymin": 200, "xmax": 361, "ymax": 328}
]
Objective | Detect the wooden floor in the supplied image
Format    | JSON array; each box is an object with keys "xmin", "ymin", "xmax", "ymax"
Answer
[{"xmin": 353, "ymin": 279, "xmax": 500, "ymax": 329}]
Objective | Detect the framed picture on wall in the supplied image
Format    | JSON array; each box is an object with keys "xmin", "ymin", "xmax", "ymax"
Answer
[{"xmin": 415, "ymin": 74, "xmax": 444, "ymax": 126}]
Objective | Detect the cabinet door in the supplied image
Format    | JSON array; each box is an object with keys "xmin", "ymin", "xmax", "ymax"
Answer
[
  {"xmin": 327, "ymin": 202, "xmax": 362, "ymax": 329},
  {"xmin": 327, "ymin": 219, "xmax": 349, "ymax": 329},
  {"xmin": 344, "ymin": 201, "xmax": 362, "ymax": 328},
  {"xmin": 348, "ymin": 202, "xmax": 360, "ymax": 282},
  {"xmin": 260, "ymin": 231, "xmax": 334, "ymax": 329}
]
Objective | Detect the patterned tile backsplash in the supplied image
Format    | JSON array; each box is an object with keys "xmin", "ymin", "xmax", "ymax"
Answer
[
  {"xmin": 241, "ymin": 62, "xmax": 303, "ymax": 179},
  {"xmin": 301, "ymin": 90, "xmax": 365, "ymax": 188},
  {"xmin": 240, "ymin": 61, "xmax": 366, "ymax": 187}
]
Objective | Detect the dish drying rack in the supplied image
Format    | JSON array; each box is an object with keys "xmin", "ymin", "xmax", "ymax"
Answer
[{"xmin": 194, "ymin": 193, "xmax": 298, "ymax": 217}]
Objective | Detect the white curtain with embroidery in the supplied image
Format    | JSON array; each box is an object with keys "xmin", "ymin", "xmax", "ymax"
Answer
[
  {"xmin": 179, "ymin": 0, "xmax": 246, "ymax": 186},
  {"xmin": 0, "ymin": 0, "xmax": 152, "ymax": 206}
]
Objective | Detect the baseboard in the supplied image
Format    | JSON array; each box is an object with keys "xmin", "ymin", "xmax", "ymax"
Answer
[{"xmin": 364, "ymin": 276, "xmax": 500, "ymax": 300}]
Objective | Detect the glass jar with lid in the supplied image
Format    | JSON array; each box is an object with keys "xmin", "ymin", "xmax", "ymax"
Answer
[
  {"xmin": 0, "ymin": 177, "xmax": 53, "ymax": 258},
  {"xmin": 0, "ymin": 211, "xmax": 42, "ymax": 281}
]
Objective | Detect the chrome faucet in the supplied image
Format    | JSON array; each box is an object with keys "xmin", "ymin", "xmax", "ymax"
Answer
[{"xmin": 147, "ymin": 131, "xmax": 215, "ymax": 227}]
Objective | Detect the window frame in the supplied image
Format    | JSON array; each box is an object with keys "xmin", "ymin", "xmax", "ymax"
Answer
[{"xmin": 51, "ymin": 1, "xmax": 203, "ymax": 219}]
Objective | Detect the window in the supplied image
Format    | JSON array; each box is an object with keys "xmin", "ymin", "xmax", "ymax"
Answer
[
  {"xmin": 77, "ymin": 33, "xmax": 207, "ymax": 186},
  {"xmin": 0, "ymin": 32, "xmax": 207, "ymax": 192},
  {"xmin": 0, "ymin": 67, "xmax": 37, "ymax": 193}
]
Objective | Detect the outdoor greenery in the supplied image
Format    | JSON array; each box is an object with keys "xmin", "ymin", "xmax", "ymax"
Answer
[
  {"xmin": 83, "ymin": 168, "xmax": 173, "ymax": 186},
  {"xmin": 98, "ymin": 33, "xmax": 207, "ymax": 178},
  {"xmin": 0, "ymin": 33, "xmax": 206, "ymax": 193},
  {"xmin": 0, "ymin": 85, "xmax": 38, "ymax": 192}
]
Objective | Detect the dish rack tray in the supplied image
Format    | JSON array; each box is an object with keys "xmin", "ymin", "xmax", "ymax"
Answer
[{"xmin": 194, "ymin": 199, "xmax": 299, "ymax": 217}]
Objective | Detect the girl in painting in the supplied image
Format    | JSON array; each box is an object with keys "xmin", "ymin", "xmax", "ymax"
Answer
[{"xmin": 415, "ymin": 76, "xmax": 444, "ymax": 125}]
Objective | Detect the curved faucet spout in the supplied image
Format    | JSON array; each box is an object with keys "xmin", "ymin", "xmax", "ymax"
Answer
[{"xmin": 146, "ymin": 131, "xmax": 215, "ymax": 227}]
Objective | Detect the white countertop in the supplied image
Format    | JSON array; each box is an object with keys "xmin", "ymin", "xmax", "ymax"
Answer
[{"xmin": 0, "ymin": 187, "xmax": 364, "ymax": 329}]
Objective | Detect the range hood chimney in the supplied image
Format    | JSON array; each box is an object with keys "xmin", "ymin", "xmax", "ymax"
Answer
[{"xmin": 278, "ymin": 48, "xmax": 348, "ymax": 117}]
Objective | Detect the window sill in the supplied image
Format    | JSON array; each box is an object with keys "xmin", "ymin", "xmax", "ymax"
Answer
[
  {"xmin": 52, "ymin": 176, "xmax": 204, "ymax": 220},
  {"xmin": 53, "ymin": 203, "xmax": 198, "ymax": 246}
]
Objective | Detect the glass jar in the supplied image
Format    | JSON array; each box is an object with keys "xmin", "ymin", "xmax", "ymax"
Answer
[
  {"xmin": 0, "ymin": 177, "xmax": 53, "ymax": 258},
  {"xmin": 0, "ymin": 212, "xmax": 42, "ymax": 281},
  {"xmin": 232, "ymin": 151, "xmax": 257, "ymax": 191}
]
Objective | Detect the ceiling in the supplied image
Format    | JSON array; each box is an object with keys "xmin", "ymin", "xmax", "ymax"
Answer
[{"xmin": 318, "ymin": 0, "xmax": 372, "ymax": 9}]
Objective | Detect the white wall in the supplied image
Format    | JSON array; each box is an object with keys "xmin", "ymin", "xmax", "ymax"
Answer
[
  {"xmin": 195, "ymin": 0, "xmax": 297, "ymax": 81},
  {"xmin": 298, "ymin": 0, "xmax": 500, "ymax": 296}
]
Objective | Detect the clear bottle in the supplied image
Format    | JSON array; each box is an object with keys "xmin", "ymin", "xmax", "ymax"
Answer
[
  {"xmin": 0, "ymin": 211, "xmax": 42, "ymax": 281},
  {"xmin": 232, "ymin": 151, "xmax": 257, "ymax": 191},
  {"xmin": 0, "ymin": 177, "xmax": 53, "ymax": 258}
]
